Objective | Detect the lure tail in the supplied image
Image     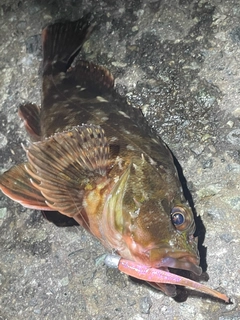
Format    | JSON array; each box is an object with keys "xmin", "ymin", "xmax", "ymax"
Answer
[{"xmin": 105, "ymin": 255, "xmax": 230, "ymax": 303}]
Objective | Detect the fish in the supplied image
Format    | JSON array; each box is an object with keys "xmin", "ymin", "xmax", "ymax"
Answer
[{"xmin": 0, "ymin": 14, "xmax": 229, "ymax": 302}]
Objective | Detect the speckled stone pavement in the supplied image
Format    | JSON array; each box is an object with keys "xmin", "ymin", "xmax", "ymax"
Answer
[{"xmin": 0, "ymin": 1, "xmax": 239, "ymax": 319}]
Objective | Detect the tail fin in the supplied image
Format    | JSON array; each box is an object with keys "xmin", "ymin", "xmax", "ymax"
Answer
[{"xmin": 42, "ymin": 13, "xmax": 93, "ymax": 75}]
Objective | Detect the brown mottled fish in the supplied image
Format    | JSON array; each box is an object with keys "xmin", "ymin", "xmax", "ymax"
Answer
[{"xmin": 0, "ymin": 15, "xmax": 229, "ymax": 302}]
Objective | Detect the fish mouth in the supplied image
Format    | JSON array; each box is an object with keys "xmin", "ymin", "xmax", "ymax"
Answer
[
  {"xmin": 156, "ymin": 255, "xmax": 202, "ymax": 276},
  {"xmin": 151, "ymin": 255, "xmax": 202, "ymax": 297}
]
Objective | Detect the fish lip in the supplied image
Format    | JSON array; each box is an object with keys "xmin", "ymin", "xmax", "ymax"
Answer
[{"xmin": 157, "ymin": 256, "xmax": 202, "ymax": 276}]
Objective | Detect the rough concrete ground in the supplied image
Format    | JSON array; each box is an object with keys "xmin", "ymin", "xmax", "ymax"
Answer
[{"xmin": 0, "ymin": 0, "xmax": 239, "ymax": 319}]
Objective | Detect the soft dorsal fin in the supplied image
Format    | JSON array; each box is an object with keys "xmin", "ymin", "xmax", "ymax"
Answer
[
  {"xmin": 25, "ymin": 124, "xmax": 109, "ymax": 217},
  {"xmin": 69, "ymin": 60, "xmax": 114, "ymax": 93}
]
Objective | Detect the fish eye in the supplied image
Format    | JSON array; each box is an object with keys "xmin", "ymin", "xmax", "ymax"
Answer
[
  {"xmin": 171, "ymin": 206, "xmax": 190, "ymax": 231},
  {"xmin": 172, "ymin": 211, "xmax": 184, "ymax": 225}
]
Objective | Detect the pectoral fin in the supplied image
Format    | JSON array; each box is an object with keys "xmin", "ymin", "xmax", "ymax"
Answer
[
  {"xmin": 25, "ymin": 124, "xmax": 109, "ymax": 217},
  {"xmin": 0, "ymin": 163, "xmax": 50, "ymax": 210}
]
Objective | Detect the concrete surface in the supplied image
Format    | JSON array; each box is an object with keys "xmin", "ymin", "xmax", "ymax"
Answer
[{"xmin": 0, "ymin": 0, "xmax": 239, "ymax": 319}]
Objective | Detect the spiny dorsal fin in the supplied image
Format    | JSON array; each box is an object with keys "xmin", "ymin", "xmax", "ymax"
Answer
[
  {"xmin": 42, "ymin": 14, "xmax": 93, "ymax": 75},
  {"xmin": 25, "ymin": 125, "xmax": 109, "ymax": 217},
  {"xmin": 0, "ymin": 163, "xmax": 50, "ymax": 210},
  {"xmin": 18, "ymin": 103, "xmax": 41, "ymax": 141}
]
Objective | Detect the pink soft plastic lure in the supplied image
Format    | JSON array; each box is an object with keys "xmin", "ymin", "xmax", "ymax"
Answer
[{"xmin": 105, "ymin": 255, "xmax": 229, "ymax": 303}]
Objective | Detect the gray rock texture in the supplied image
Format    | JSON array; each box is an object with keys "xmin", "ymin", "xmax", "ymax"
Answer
[{"xmin": 0, "ymin": 0, "xmax": 239, "ymax": 319}]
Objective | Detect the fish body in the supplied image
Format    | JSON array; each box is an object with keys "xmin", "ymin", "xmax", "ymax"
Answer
[{"xmin": 0, "ymin": 15, "xmax": 202, "ymax": 297}]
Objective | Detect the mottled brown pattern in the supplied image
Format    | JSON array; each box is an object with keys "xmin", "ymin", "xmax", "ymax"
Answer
[{"xmin": 0, "ymin": 15, "xmax": 215, "ymax": 299}]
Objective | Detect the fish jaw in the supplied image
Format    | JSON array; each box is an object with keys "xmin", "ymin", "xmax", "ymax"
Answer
[
  {"xmin": 147, "ymin": 246, "xmax": 202, "ymax": 275},
  {"xmin": 144, "ymin": 225, "xmax": 202, "ymax": 275},
  {"xmin": 120, "ymin": 229, "xmax": 202, "ymax": 276}
]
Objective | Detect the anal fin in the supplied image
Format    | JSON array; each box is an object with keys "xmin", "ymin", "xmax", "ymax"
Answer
[{"xmin": 18, "ymin": 103, "xmax": 41, "ymax": 141}]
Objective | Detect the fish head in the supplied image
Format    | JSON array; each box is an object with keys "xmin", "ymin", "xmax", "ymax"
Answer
[
  {"xmin": 104, "ymin": 155, "xmax": 201, "ymax": 279},
  {"xmin": 126, "ymin": 198, "xmax": 201, "ymax": 277},
  {"xmin": 144, "ymin": 203, "xmax": 201, "ymax": 275}
]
